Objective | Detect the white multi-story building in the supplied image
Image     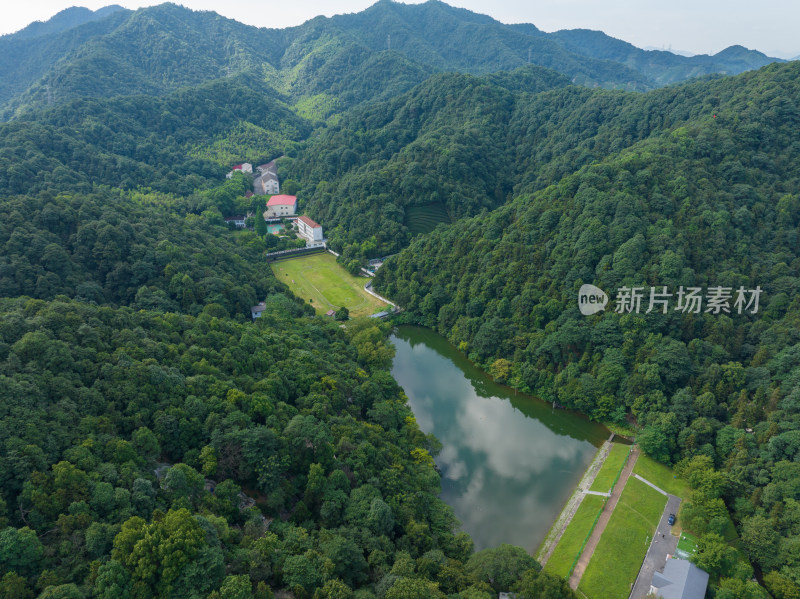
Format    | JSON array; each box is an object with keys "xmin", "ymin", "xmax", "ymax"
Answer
[
  {"xmin": 255, "ymin": 173, "xmax": 280, "ymax": 195},
  {"xmin": 297, "ymin": 215, "xmax": 324, "ymax": 246}
]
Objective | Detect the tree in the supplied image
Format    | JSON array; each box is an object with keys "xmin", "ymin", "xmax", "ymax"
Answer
[
  {"xmin": 740, "ymin": 515, "xmax": 780, "ymax": 570},
  {"xmin": 36, "ymin": 585, "xmax": 84, "ymax": 599},
  {"xmin": 161, "ymin": 463, "xmax": 204, "ymax": 503},
  {"xmin": 94, "ymin": 560, "xmax": 132, "ymax": 599},
  {"xmin": 637, "ymin": 426, "xmax": 672, "ymax": 463},
  {"xmin": 132, "ymin": 427, "xmax": 161, "ymax": 462},
  {"xmin": 315, "ymin": 579, "xmax": 353, "ymax": 599},
  {"xmin": 255, "ymin": 215, "xmax": 267, "ymax": 237},
  {"xmin": 466, "ymin": 545, "xmax": 538, "ymax": 592},
  {"xmin": 515, "ymin": 567, "xmax": 575, "ymax": 599},
  {"xmin": 384, "ymin": 578, "xmax": 446, "ymax": 599},
  {"xmin": 112, "ymin": 509, "xmax": 223, "ymax": 599},
  {"xmin": 0, "ymin": 572, "xmax": 33, "ymax": 599},
  {"xmin": 0, "ymin": 527, "xmax": 44, "ymax": 578},
  {"xmin": 691, "ymin": 533, "xmax": 738, "ymax": 579},
  {"xmin": 219, "ymin": 575, "xmax": 255, "ymax": 599},
  {"xmin": 335, "ymin": 307, "xmax": 349, "ymax": 321},
  {"xmin": 282, "ymin": 551, "xmax": 328, "ymax": 594}
]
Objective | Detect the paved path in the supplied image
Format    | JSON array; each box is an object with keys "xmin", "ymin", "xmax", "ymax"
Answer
[
  {"xmin": 537, "ymin": 435, "xmax": 615, "ymax": 566},
  {"xmin": 633, "ymin": 473, "xmax": 667, "ymax": 496},
  {"xmin": 569, "ymin": 446, "xmax": 640, "ymax": 590},
  {"xmin": 582, "ymin": 490, "xmax": 611, "ymax": 497},
  {"xmin": 629, "ymin": 493, "xmax": 682, "ymax": 599}
]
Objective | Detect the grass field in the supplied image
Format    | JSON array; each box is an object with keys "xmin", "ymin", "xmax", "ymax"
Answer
[
  {"xmin": 579, "ymin": 477, "xmax": 667, "ymax": 599},
  {"xmin": 676, "ymin": 531, "xmax": 700, "ymax": 559},
  {"xmin": 271, "ymin": 252, "xmax": 388, "ymax": 318},
  {"xmin": 405, "ymin": 203, "xmax": 451, "ymax": 235},
  {"xmin": 633, "ymin": 454, "xmax": 691, "ymax": 498},
  {"xmin": 589, "ymin": 443, "xmax": 630, "ymax": 493},
  {"xmin": 545, "ymin": 494, "xmax": 607, "ymax": 579}
]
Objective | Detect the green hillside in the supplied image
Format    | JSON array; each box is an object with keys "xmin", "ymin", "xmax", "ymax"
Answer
[
  {"xmin": 377, "ymin": 60, "xmax": 800, "ymax": 597},
  {"xmin": 0, "ymin": 75, "xmax": 311, "ymax": 196}
]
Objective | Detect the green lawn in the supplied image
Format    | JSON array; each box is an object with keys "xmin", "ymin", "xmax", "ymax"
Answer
[
  {"xmin": 579, "ymin": 477, "xmax": 667, "ymax": 599},
  {"xmin": 676, "ymin": 531, "xmax": 700, "ymax": 559},
  {"xmin": 271, "ymin": 252, "xmax": 388, "ymax": 318},
  {"xmin": 545, "ymin": 494, "xmax": 606, "ymax": 579},
  {"xmin": 633, "ymin": 454, "xmax": 691, "ymax": 498},
  {"xmin": 589, "ymin": 443, "xmax": 630, "ymax": 493}
]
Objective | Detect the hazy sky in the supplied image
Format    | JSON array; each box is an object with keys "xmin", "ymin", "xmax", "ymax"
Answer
[{"xmin": 2, "ymin": 1, "xmax": 798, "ymax": 58}]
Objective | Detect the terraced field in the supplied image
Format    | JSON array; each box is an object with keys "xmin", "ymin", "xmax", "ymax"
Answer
[{"xmin": 405, "ymin": 202, "xmax": 451, "ymax": 235}]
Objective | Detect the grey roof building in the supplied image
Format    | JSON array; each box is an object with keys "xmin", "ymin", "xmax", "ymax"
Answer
[{"xmin": 650, "ymin": 559, "xmax": 709, "ymax": 599}]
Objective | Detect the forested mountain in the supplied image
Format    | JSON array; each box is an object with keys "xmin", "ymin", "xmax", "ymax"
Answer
[
  {"xmin": 0, "ymin": 75, "xmax": 310, "ymax": 196},
  {"xmin": 284, "ymin": 68, "xmax": 560, "ymax": 258},
  {"xmin": 325, "ymin": 0, "xmax": 648, "ymax": 90},
  {"xmin": 286, "ymin": 59, "xmax": 748, "ymax": 259},
  {"xmin": 1, "ymin": 6, "xmax": 125, "ymax": 41},
  {"xmin": 0, "ymin": 8, "xmax": 132, "ymax": 113},
  {"xmin": 0, "ymin": 1, "xmax": 783, "ymax": 121},
  {"xmin": 376, "ymin": 60, "xmax": 800, "ymax": 596},
  {"xmin": 548, "ymin": 29, "xmax": 782, "ymax": 86}
]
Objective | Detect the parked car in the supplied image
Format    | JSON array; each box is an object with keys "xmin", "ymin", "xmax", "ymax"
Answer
[{"xmin": 668, "ymin": 513, "xmax": 676, "ymax": 525}]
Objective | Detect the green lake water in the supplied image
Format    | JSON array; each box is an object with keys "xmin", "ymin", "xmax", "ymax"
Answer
[{"xmin": 390, "ymin": 325, "xmax": 608, "ymax": 553}]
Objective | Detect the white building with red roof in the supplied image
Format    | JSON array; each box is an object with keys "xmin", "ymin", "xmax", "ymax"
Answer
[
  {"xmin": 264, "ymin": 194, "xmax": 297, "ymax": 218},
  {"xmin": 297, "ymin": 215, "xmax": 324, "ymax": 246},
  {"xmin": 226, "ymin": 163, "xmax": 253, "ymax": 178}
]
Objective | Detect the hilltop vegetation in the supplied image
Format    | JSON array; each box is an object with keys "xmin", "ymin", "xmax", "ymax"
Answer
[
  {"xmin": 0, "ymin": 1, "xmax": 781, "ymax": 120},
  {"xmin": 287, "ymin": 60, "xmax": 764, "ymax": 259},
  {"xmin": 0, "ymin": 76, "xmax": 310, "ymax": 197}
]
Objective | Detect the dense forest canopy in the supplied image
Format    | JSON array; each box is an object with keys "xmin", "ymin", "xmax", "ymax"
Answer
[{"xmin": 0, "ymin": 1, "xmax": 782, "ymax": 120}]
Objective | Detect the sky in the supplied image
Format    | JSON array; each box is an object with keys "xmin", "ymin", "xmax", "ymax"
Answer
[{"xmin": 1, "ymin": 0, "xmax": 798, "ymax": 59}]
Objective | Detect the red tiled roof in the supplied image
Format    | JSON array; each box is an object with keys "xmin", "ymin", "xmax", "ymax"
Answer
[
  {"xmin": 298, "ymin": 215, "xmax": 321, "ymax": 228},
  {"xmin": 267, "ymin": 194, "xmax": 297, "ymax": 206},
  {"xmin": 245, "ymin": 191, "xmax": 254, "ymax": 198},
  {"xmin": 232, "ymin": 164, "xmax": 243, "ymax": 170}
]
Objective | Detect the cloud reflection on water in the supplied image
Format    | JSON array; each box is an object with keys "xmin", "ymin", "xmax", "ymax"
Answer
[{"xmin": 391, "ymin": 331, "xmax": 602, "ymax": 552}]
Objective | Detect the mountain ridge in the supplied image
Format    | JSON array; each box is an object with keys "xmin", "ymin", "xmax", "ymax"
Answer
[{"xmin": 1, "ymin": 1, "xmax": 783, "ymax": 120}]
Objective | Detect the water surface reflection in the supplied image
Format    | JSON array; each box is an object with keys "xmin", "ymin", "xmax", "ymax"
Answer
[{"xmin": 390, "ymin": 326, "xmax": 608, "ymax": 552}]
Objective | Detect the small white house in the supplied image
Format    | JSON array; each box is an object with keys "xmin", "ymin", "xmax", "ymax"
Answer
[
  {"xmin": 297, "ymin": 215, "xmax": 324, "ymax": 246},
  {"xmin": 251, "ymin": 301, "xmax": 266, "ymax": 320},
  {"xmin": 224, "ymin": 215, "xmax": 247, "ymax": 228},
  {"xmin": 226, "ymin": 163, "xmax": 253, "ymax": 178}
]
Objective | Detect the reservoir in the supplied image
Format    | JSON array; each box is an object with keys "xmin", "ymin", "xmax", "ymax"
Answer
[{"xmin": 390, "ymin": 325, "xmax": 608, "ymax": 553}]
